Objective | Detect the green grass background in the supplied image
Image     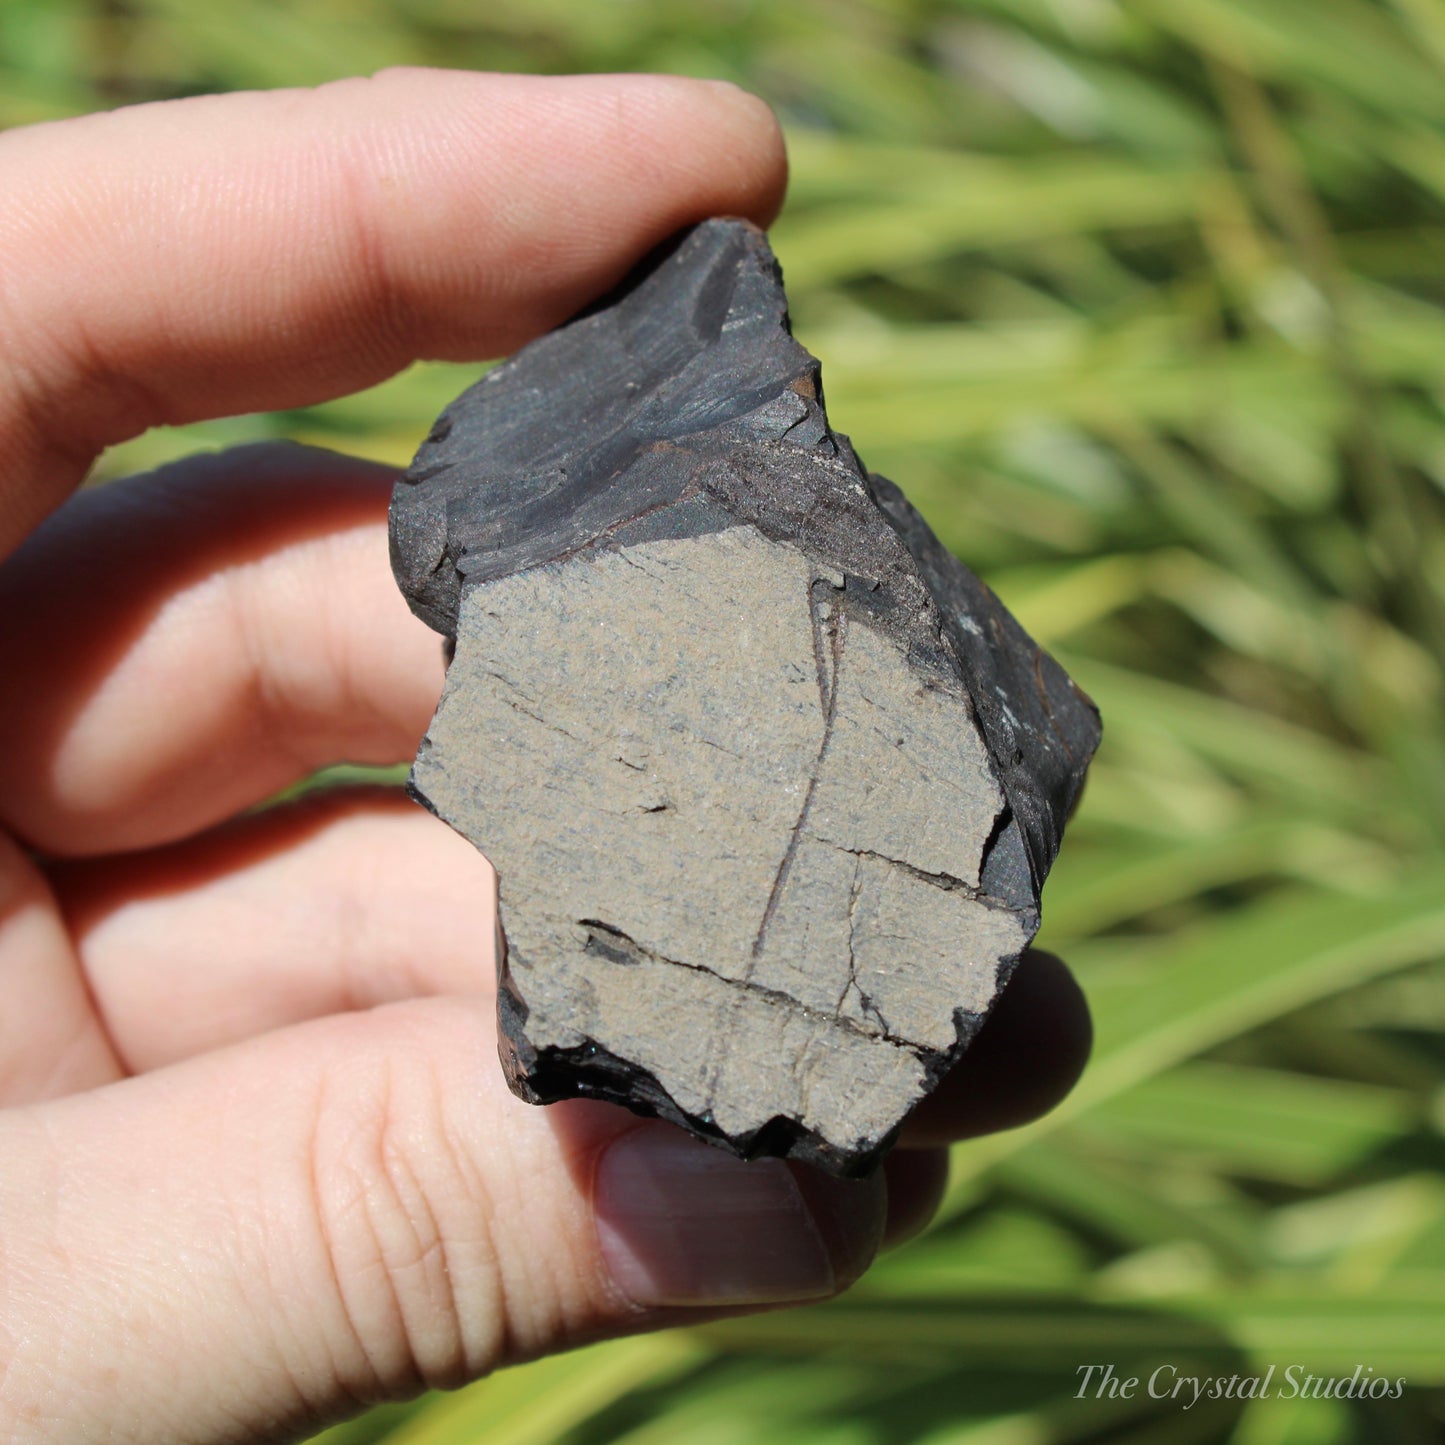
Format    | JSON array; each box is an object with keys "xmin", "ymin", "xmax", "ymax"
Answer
[{"xmin": 5, "ymin": 0, "xmax": 1445, "ymax": 1440}]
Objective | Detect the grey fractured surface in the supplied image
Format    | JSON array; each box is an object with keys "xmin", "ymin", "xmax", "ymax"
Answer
[{"xmin": 389, "ymin": 218, "xmax": 1100, "ymax": 1176}]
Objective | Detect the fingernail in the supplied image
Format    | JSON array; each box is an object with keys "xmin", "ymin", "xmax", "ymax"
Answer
[{"xmin": 594, "ymin": 1122, "xmax": 882, "ymax": 1307}]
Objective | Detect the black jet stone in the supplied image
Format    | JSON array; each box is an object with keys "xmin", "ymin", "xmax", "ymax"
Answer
[{"xmin": 390, "ymin": 218, "xmax": 1100, "ymax": 1177}]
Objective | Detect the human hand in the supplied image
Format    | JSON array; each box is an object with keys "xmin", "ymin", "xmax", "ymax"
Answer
[{"xmin": 0, "ymin": 70, "xmax": 1091, "ymax": 1443}]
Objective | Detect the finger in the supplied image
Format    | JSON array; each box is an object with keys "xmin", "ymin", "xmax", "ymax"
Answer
[
  {"xmin": 880, "ymin": 1147, "xmax": 950, "ymax": 1250},
  {"xmin": 0, "ymin": 831, "xmax": 124, "ymax": 1103},
  {"xmin": 0, "ymin": 997, "xmax": 884, "ymax": 1443},
  {"xmin": 51, "ymin": 790, "xmax": 497, "ymax": 1074},
  {"xmin": 0, "ymin": 69, "xmax": 787, "ymax": 555},
  {"xmin": 899, "ymin": 950, "xmax": 1092, "ymax": 1146},
  {"xmin": 0, "ymin": 443, "xmax": 441, "ymax": 854}
]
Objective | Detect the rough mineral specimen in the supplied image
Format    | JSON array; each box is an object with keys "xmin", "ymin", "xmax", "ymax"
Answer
[{"xmin": 389, "ymin": 219, "xmax": 1100, "ymax": 1176}]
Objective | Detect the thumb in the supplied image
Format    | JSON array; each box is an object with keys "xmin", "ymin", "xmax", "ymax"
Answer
[{"xmin": 0, "ymin": 997, "xmax": 884, "ymax": 1443}]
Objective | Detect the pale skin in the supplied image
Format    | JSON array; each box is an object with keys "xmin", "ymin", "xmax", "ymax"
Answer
[{"xmin": 0, "ymin": 69, "xmax": 1091, "ymax": 1443}]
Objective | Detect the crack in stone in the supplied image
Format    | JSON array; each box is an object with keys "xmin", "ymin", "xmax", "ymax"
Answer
[
  {"xmin": 483, "ymin": 673, "xmax": 587, "ymax": 746},
  {"xmin": 688, "ymin": 733, "xmax": 744, "ymax": 760},
  {"xmin": 811, "ymin": 838, "xmax": 1023, "ymax": 914},
  {"xmin": 835, "ymin": 853, "xmax": 864, "ymax": 1015},
  {"xmin": 830, "ymin": 855, "xmax": 894, "ymax": 1037},
  {"xmin": 579, "ymin": 918, "xmax": 927, "ymax": 1057},
  {"xmin": 808, "ymin": 575, "xmax": 835, "ymax": 719},
  {"xmin": 747, "ymin": 583, "xmax": 848, "ymax": 978}
]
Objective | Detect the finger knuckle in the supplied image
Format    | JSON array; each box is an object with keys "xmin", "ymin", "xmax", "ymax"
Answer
[{"xmin": 306, "ymin": 1036, "xmax": 504, "ymax": 1394}]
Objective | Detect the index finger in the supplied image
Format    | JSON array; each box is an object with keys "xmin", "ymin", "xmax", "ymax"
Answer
[{"xmin": 0, "ymin": 68, "xmax": 787, "ymax": 558}]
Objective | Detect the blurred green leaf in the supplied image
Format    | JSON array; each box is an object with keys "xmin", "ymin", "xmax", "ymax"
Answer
[
  {"xmin": 703, "ymin": 1287, "xmax": 1445, "ymax": 1377},
  {"xmin": 1083, "ymin": 1061, "xmax": 1421, "ymax": 1185},
  {"xmin": 1077, "ymin": 872, "xmax": 1445, "ymax": 1110},
  {"xmin": 379, "ymin": 1336, "xmax": 706, "ymax": 1445}
]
